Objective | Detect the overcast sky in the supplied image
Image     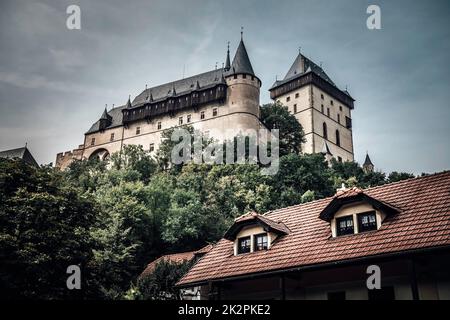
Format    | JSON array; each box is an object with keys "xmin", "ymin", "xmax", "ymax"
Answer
[{"xmin": 0, "ymin": 0, "xmax": 449, "ymax": 174}]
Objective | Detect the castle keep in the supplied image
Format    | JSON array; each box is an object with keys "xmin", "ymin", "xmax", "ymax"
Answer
[{"xmin": 56, "ymin": 35, "xmax": 354, "ymax": 169}]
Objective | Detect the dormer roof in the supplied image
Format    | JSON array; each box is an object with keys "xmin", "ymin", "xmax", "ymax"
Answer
[
  {"xmin": 319, "ymin": 187, "xmax": 400, "ymax": 222},
  {"xmin": 223, "ymin": 211, "xmax": 290, "ymax": 241}
]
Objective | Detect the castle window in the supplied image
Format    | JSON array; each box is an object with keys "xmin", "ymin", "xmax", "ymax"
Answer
[
  {"xmin": 254, "ymin": 233, "xmax": 268, "ymax": 251},
  {"xmin": 179, "ymin": 117, "xmax": 183, "ymax": 125},
  {"xmin": 295, "ymin": 93, "xmax": 299, "ymax": 98},
  {"xmin": 110, "ymin": 133, "xmax": 115, "ymax": 141},
  {"xmin": 336, "ymin": 130, "xmax": 340, "ymax": 146},
  {"xmin": 187, "ymin": 114, "xmax": 191, "ymax": 123},
  {"xmin": 337, "ymin": 156, "xmax": 342, "ymax": 163},
  {"xmin": 323, "ymin": 122, "xmax": 328, "ymax": 139},
  {"xmin": 286, "ymin": 96, "xmax": 290, "ymax": 102},
  {"xmin": 339, "ymin": 106, "xmax": 343, "ymax": 111},
  {"xmin": 321, "ymin": 94, "xmax": 324, "ymax": 100},
  {"xmin": 357, "ymin": 211, "xmax": 377, "ymax": 233},
  {"xmin": 237, "ymin": 236, "xmax": 251, "ymax": 254},
  {"xmin": 213, "ymin": 108, "xmax": 218, "ymax": 117},
  {"xmin": 243, "ymin": 74, "xmax": 247, "ymax": 79},
  {"xmin": 293, "ymin": 104, "xmax": 297, "ymax": 113},
  {"xmin": 336, "ymin": 216, "xmax": 354, "ymax": 236},
  {"xmin": 136, "ymin": 127, "xmax": 141, "ymax": 135},
  {"xmin": 337, "ymin": 114, "xmax": 341, "ymax": 123},
  {"xmin": 327, "ymin": 108, "xmax": 330, "ymax": 117},
  {"xmin": 234, "ymin": 74, "xmax": 237, "ymax": 79},
  {"xmin": 321, "ymin": 104, "xmax": 324, "ymax": 113},
  {"xmin": 157, "ymin": 122, "xmax": 162, "ymax": 130},
  {"xmin": 251, "ymin": 76, "xmax": 254, "ymax": 81},
  {"xmin": 200, "ymin": 111, "xmax": 205, "ymax": 120},
  {"xmin": 90, "ymin": 138, "xmax": 95, "ymax": 146},
  {"xmin": 149, "ymin": 143, "xmax": 154, "ymax": 152},
  {"xmin": 331, "ymin": 100, "xmax": 334, "ymax": 105}
]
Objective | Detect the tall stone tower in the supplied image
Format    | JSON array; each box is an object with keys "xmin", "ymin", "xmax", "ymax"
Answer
[
  {"xmin": 269, "ymin": 52, "xmax": 355, "ymax": 162},
  {"xmin": 223, "ymin": 34, "xmax": 262, "ymax": 138}
]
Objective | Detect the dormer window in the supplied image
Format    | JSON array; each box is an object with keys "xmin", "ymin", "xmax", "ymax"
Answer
[
  {"xmin": 319, "ymin": 187, "xmax": 400, "ymax": 238},
  {"xmin": 237, "ymin": 236, "xmax": 251, "ymax": 254},
  {"xmin": 336, "ymin": 216, "xmax": 354, "ymax": 236},
  {"xmin": 254, "ymin": 233, "xmax": 268, "ymax": 251},
  {"xmin": 357, "ymin": 211, "xmax": 377, "ymax": 232},
  {"xmin": 224, "ymin": 212, "xmax": 289, "ymax": 256}
]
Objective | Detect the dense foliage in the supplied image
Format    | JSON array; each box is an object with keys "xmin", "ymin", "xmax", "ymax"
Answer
[{"xmin": 0, "ymin": 103, "xmax": 417, "ymax": 299}]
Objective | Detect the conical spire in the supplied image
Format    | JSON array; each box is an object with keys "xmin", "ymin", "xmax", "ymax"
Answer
[
  {"xmin": 230, "ymin": 35, "xmax": 255, "ymax": 76},
  {"xmin": 284, "ymin": 51, "xmax": 335, "ymax": 85},
  {"xmin": 100, "ymin": 106, "xmax": 109, "ymax": 120},
  {"xmin": 126, "ymin": 95, "xmax": 132, "ymax": 109},
  {"xmin": 224, "ymin": 41, "xmax": 231, "ymax": 71},
  {"xmin": 170, "ymin": 83, "xmax": 176, "ymax": 96},
  {"xmin": 363, "ymin": 153, "xmax": 373, "ymax": 167}
]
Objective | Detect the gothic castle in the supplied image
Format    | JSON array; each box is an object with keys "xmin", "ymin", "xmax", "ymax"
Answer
[{"xmin": 56, "ymin": 34, "xmax": 355, "ymax": 169}]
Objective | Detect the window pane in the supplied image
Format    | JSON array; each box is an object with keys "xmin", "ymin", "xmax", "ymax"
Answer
[
  {"xmin": 358, "ymin": 211, "xmax": 377, "ymax": 233},
  {"xmin": 336, "ymin": 216, "xmax": 354, "ymax": 236}
]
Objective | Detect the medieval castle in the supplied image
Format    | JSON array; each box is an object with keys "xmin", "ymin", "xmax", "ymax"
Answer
[{"xmin": 56, "ymin": 34, "xmax": 355, "ymax": 169}]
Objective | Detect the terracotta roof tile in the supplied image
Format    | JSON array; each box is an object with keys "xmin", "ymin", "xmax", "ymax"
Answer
[{"xmin": 178, "ymin": 171, "xmax": 450, "ymax": 286}]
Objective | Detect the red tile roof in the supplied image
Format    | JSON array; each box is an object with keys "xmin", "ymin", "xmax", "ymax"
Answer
[
  {"xmin": 178, "ymin": 171, "xmax": 450, "ymax": 286},
  {"xmin": 140, "ymin": 245, "xmax": 213, "ymax": 278},
  {"xmin": 224, "ymin": 211, "xmax": 290, "ymax": 240}
]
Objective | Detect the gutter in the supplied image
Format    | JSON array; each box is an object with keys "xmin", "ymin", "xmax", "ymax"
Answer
[{"xmin": 176, "ymin": 244, "xmax": 450, "ymax": 289}]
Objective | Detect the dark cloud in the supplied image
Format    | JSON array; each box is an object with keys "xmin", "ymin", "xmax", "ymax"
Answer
[{"xmin": 0, "ymin": 0, "xmax": 449, "ymax": 174}]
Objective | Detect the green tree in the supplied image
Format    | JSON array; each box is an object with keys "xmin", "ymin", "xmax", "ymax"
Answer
[
  {"xmin": 0, "ymin": 159, "xmax": 99, "ymax": 299},
  {"xmin": 260, "ymin": 102, "xmax": 306, "ymax": 156},
  {"xmin": 388, "ymin": 171, "xmax": 415, "ymax": 183}
]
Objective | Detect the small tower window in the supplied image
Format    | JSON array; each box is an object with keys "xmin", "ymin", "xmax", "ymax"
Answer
[
  {"xmin": 293, "ymin": 104, "xmax": 297, "ymax": 113},
  {"xmin": 323, "ymin": 122, "xmax": 328, "ymax": 139},
  {"xmin": 327, "ymin": 108, "xmax": 330, "ymax": 117},
  {"xmin": 110, "ymin": 133, "xmax": 115, "ymax": 141},
  {"xmin": 212, "ymin": 108, "xmax": 218, "ymax": 117},
  {"xmin": 286, "ymin": 96, "xmax": 291, "ymax": 102},
  {"xmin": 243, "ymin": 74, "xmax": 247, "ymax": 79},
  {"xmin": 136, "ymin": 127, "xmax": 141, "ymax": 135},
  {"xmin": 336, "ymin": 130, "xmax": 341, "ymax": 146},
  {"xmin": 254, "ymin": 233, "xmax": 268, "ymax": 251},
  {"xmin": 187, "ymin": 114, "xmax": 191, "ymax": 123},
  {"xmin": 321, "ymin": 94, "xmax": 324, "ymax": 100},
  {"xmin": 336, "ymin": 216, "xmax": 354, "ymax": 236},
  {"xmin": 339, "ymin": 106, "xmax": 343, "ymax": 111},
  {"xmin": 337, "ymin": 114, "xmax": 341, "ymax": 124},
  {"xmin": 295, "ymin": 93, "xmax": 299, "ymax": 98},
  {"xmin": 234, "ymin": 74, "xmax": 238, "ymax": 79},
  {"xmin": 331, "ymin": 100, "xmax": 334, "ymax": 105},
  {"xmin": 149, "ymin": 143, "xmax": 155, "ymax": 152},
  {"xmin": 357, "ymin": 211, "xmax": 377, "ymax": 232},
  {"xmin": 321, "ymin": 104, "xmax": 324, "ymax": 113},
  {"xmin": 157, "ymin": 122, "xmax": 162, "ymax": 130},
  {"xmin": 237, "ymin": 236, "xmax": 251, "ymax": 254},
  {"xmin": 200, "ymin": 111, "xmax": 205, "ymax": 120},
  {"xmin": 179, "ymin": 117, "xmax": 183, "ymax": 125},
  {"xmin": 90, "ymin": 138, "xmax": 95, "ymax": 146}
]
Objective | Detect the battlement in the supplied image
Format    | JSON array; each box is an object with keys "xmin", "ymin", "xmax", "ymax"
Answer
[{"xmin": 55, "ymin": 147, "xmax": 84, "ymax": 170}]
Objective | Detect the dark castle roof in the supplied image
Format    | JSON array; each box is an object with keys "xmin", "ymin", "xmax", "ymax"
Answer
[
  {"xmin": 363, "ymin": 153, "xmax": 374, "ymax": 167},
  {"xmin": 0, "ymin": 146, "xmax": 39, "ymax": 167},
  {"xmin": 86, "ymin": 105, "xmax": 125, "ymax": 134},
  {"xmin": 230, "ymin": 39, "xmax": 255, "ymax": 76},
  {"xmin": 270, "ymin": 52, "xmax": 336, "ymax": 89},
  {"xmin": 86, "ymin": 37, "xmax": 257, "ymax": 134}
]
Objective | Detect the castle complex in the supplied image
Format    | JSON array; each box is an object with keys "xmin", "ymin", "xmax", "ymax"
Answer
[{"xmin": 56, "ymin": 34, "xmax": 355, "ymax": 169}]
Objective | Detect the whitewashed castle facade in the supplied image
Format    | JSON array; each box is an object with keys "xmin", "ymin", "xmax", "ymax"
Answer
[{"xmin": 56, "ymin": 35, "xmax": 355, "ymax": 169}]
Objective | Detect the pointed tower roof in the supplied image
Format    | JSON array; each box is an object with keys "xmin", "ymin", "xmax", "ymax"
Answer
[
  {"xmin": 126, "ymin": 96, "xmax": 132, "ymax": 109},
  {"xmin": 169, "ymin": 83, "xmax": 177, "ymax": 96},
  {"xmin": 283, "ymin": 52, "xmax": 335, "ymax": 86},
  {"xmin": 363, "ymin": 153, "xmax": 374, "ymax": 167},
  {"xmin": 224, "ymin": 42, "xmax": 231, "ymax": 71},
  {"xmin": 100, "ymin": 107, "xmax": 109, "ymax": 120},
  {"xmin": 230, "ymin": 38, "xmax": 255, "ymax": 76}
]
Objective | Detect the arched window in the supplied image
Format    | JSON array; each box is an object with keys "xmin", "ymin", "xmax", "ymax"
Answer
[
  {"xmin": 336, "ymin": 130, "xmax": 341, "ymax": 146},
  {"xmin": 323, "ymin": 122, "xmax": 328, "ymax": 139}
]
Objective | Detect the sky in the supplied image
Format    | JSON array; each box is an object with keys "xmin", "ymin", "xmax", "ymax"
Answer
[{"xmin": 0, "ymin": 0, "xmax": 449, "ymax": 175}]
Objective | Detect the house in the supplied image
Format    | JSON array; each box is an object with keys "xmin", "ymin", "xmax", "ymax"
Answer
[
  {"xmin": 140, "ymin": 245, "xmax": 213, "ymax": 300},
  {"xmin": 177, "ymin": 172, "xmax": 450, "ymax": 300},
  {"xmin": 0, "ymin": 146, "xmax": 39, "ymax": 167}
]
